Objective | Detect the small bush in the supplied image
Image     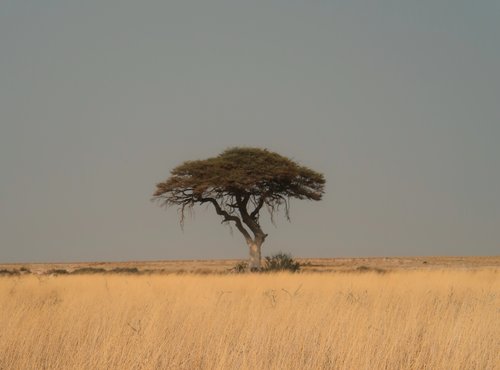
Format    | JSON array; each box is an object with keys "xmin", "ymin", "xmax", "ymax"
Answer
[
  {"xmin": 71, "ymin": 267, "xmax": 107, "ymax": 274},
  {"xmin": 109, "ymin": 267, "xmax": 140, "ymax": 274},
  {"xmin": 0, "ymin": 269, "xmax": 20, "ymax": 276},
  {"xmin": 231, "ymin": 261, "xmax": 248, "ymax": 273},
  {"xmin": 47, "ymin": 269, "xmax": 69, "ymax": 275},
  {"xmin": 193, "ymin": 268, "xmax": 212, "ymax": 275},
  {"xmin": 20, "ymin": 266, "xmax": 31, "ymax": 273},
  {"xmin": 263, "ymin": 252, "xmax": 301, "ymax": 273},
  {"xmin": 355, "ymin": 265, "xmax": 386, "ymax": 274}
]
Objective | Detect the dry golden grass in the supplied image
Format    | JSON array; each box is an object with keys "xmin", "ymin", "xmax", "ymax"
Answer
[{"xmin": 0, "ymin": 270, "xmax": 498, "ymax": 369}]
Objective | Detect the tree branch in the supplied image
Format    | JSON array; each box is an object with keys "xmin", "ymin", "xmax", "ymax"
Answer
[
  {"xmin": 250, "ymin": 194, "xmax": 267, "ymax": 220},
  {"xmin": 200, "ymin": 197, "xmax": 252, "ymax": 243}
]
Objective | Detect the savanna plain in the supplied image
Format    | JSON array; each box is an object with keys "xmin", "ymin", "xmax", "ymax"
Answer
[{"xmin": 0, "ymin": 257, "xmax": 498, "ymax": 370}]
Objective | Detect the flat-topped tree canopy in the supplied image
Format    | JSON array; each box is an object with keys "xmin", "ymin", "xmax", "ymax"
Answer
[{"xmin": 153, "ymin": 147, "xmax": 325, "ymax": 270}]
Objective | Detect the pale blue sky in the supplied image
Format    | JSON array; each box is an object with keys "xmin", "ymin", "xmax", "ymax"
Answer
[{"xmin": 1, "ymin": 0, "xmax": 499, "ymax": 262}]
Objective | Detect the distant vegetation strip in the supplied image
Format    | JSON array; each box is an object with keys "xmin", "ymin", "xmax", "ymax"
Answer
[
  {"xmin": 1, "ymin": 256, "xmax": 498, "ymax": 276},
  {"xmin": 0, "ymin": 267, "xmax": 143, "ymax": 275},
  {"xmin": 0, "ymin": 265, "xmax": 387, "ymax": 275}
]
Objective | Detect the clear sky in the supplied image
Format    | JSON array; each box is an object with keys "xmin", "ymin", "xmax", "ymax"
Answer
[{"xmin": 1, "ymin": 0, "xmax": 499, "ymax": 263}]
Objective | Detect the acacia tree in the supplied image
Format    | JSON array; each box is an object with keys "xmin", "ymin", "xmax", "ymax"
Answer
[{"xmin": 153, "ymin": 147, "xmax": 325, "ymax": 270}]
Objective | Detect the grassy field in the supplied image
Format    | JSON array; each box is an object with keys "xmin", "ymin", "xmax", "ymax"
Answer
[{"xmin": 0, "ymin": 261, "xmax": 498, "ymax": 369}]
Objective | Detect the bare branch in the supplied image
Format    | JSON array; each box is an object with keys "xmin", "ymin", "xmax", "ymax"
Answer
[
  {"xmin": 250, "ymin": 194, "xmax": 266, "ymax": 220},
  {"xmin": 200, "ymin": 197, "xmax": 252, "ymax": 243}
]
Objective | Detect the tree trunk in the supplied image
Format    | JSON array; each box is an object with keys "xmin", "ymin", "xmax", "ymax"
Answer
[{"xmin": 248, "ymin": 241, "xmax": 262, "ymax": 271}]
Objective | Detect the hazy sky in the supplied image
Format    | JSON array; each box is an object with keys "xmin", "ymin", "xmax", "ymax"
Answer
[{"xmin": 1, "ymin": 1, "xmax": 499, "ymax": 263}]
